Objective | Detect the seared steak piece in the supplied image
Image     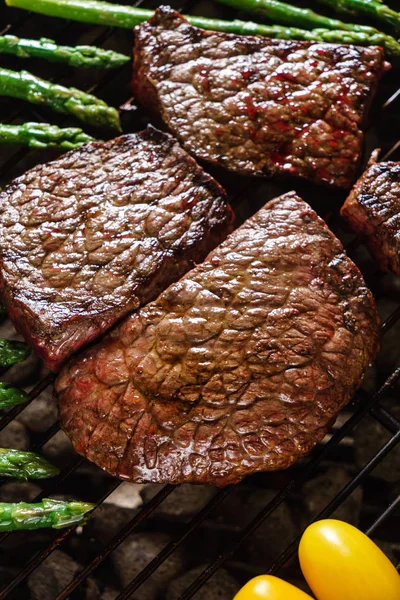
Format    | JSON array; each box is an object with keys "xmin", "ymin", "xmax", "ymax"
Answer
[
  {"xmin": 0, "ymin": 126, "xmax": 234, "ymax": 371},
  {"xmin": 57, "ymin": 191, "xmax": 379, "ymax": 487},
  {"xmin": 341, "ymin": 153, "xmax": 400, "ymax": 274},
  {"xmin": 132, "ymin": 6, "xmax": 387, "ymax": 189}
]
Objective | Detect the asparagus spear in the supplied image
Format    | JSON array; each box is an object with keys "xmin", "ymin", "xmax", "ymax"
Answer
[
  {"xmin": 213, "ymin": 0, "xmax": 363, "ymax": 31},
  {"xmin": 0, "ymin": 339, "xmax": 30, "ymax": 368},
  {"xmin": 0, "ymin": 122, "xmax": 95, "ymax": 150},
  {"xmin": 0, "ymin": 382, "xmax": 28, "ymax": 409},
  {"xmin": 0, "ymin": 448, "xmax": 60, "ymax": 479},
  {"xmin": 317, "ymin": 0, "xmax": 400, "ymax": 34},
  {"xmin": 0, "ymin": 35, "xmax": 129, "ymax": 68},
  {"xmin": 0, "ymin": 68, "xmax": 121, "ymax": 131},
  {"xmin": 6, "ymin": 0, "xmax": 400, "ymax": 56},
  {"xmin": 0, "ymin": 498, "xmax": 95, "ymax": 531}
]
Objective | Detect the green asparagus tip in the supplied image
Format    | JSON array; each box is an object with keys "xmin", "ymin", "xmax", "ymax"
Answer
[
  {"xmin": 0, "ymin": 338, "xmax": 30, "ymax": 368},
  {"xmin": 0, "ymin": 122, "xmax": 96, "ymax": 150},
  {"xmin": 0, "ymin": 382, "xmax": 29, "ymax": 409},
  {"xmin": 0, "ymin": 448, "xmax": 60, "ymax": 479},
  {"xmin": 0, "ymin": 34, "xmax": 130, "ymax": 69},
  {"xmin": 0, "ymin": 498, "xmax": 95, "ymax": 531}
]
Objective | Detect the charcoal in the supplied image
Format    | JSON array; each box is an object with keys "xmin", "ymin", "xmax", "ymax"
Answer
[
  {"xmin": 27, "ymin": 549, "xmax": 98, "ymax": 600},
  {"xmin": 375, "ymin": 299, "xmax": 400, "ymax": 380},
  {"xmin": 166, "ymin": 565, "xmax": 240, "ymax": 600},
  {"xmin": 42, "ymin": 430, "xmax": 77, "ymax": 469},
  {"xmin": 91, "ymin": 484, "xmax": 144, "ymax": 543},
  {"xmin": 18, "ymin": 387, "xmax": 57, "ymax": 434},
  {"xmin": 91, "ymin": 503, "xmax": 137, "ymax": 544},
  {"xmin": 372, "ymin": 538, "xmax": 398, "ymax": 566},
  {"xmin": 0, "ymin": 319, "xmax": 45, "ymax": 388},
  {"xmin": 213, "ymin": 487, "xmax": 297, "ymax": 563},
  {"xmin": 301, "ymin": 466, "xmax": 362, "ymax": 526},
  {"xmin": 106, "ymin": 482, "xmax": 144, "ymax": 510},
  {"xmin": 111, "ymin": 532, "xmax": 185, "ymax": 598},
  {"xmin": 140, "ymin": 484, "xmax": 216, "ymax": 518},
  {"xmin": 354, "ymin": 409, "xmax": 400, "ymax": 483},
  {"xmin": 0, "ymin": 419, "xmax": 29, "ymax": 450},
  {"xmin": 243, "ymin": 492, "xmax": 297, "ymax": 564},
  {"xmin": 0, "ymin": 481, "xmax": 41, "ymax": 502},
  {"xmin": 99, "ymin": 587, "xmax": 119, "ymax": 600}
]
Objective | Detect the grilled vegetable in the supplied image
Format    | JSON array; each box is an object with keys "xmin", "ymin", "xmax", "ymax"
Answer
[
  {"xmin": 0, "ymin": 122, "xmax": 95, "ymax": 149},
  {"xmin": 213, "ymin": 0, "xmax": 400, "ymax": 54},
  {"xmin": 0, "ymin": 448, "xmax": 60, "ymax": 479},
  {"xmin": 299, "ymin": 519, "xmax": 400, "ymax": 600},
  {"xmin": 0, "ymin": 382, "xmax": 28, "ymax": 409},
  {"xmin": 0, "ymin": 338, "xmax": 30, "ymax": 368},
  {"xmin": 0, "ymin": 35, "xmax": 129, "ymax": 68},
  {"xmin": 317, "ymin": 0, "xmax": 400, "ymax": 33},
  {"xmin": 0, "ymin": 498, "xmax": 95, "ymax": 531},
  {"xmin": 6, "ymin": 0, "xmax": 400, "ymax": 56},
  {"xmin": 234, "ymin": 575, "xmax": 313, "ymax": 599},
  {"xmin": 0, "ymin": 68, "xmax": 121, "ymax": 131},
  {"xmin": 214, "ymin": 0, "xmax": 366, "ymax": 31}
]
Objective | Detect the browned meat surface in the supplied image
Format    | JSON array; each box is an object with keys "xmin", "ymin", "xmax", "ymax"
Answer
[
  {"xmin": 132, "ymin": 6, "xmax": 387, "ymax": 189},
  {"xmin": 57, "ymin": 192, "xmax": 379, "ymax": 487},
  {"xmin": 0, "ymin": 126, "xmax": 234, "ymax": 370},
  {"xmin": 341, "ymin": 154, "xmax": 400, "ymax": 274}
]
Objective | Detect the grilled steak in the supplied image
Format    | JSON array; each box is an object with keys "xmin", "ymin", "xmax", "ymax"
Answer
[
  {"xmin": 341, "ymin": 152, "xmax": 400, "ymax": 274},
  {"xmin": 0, "ymin": 126, "xmax": 234, "ymax": 370},
  {"xmin": 132, "ymin": 6, "xmax": 387, "ymax": 189},
  {"xmin": 57, "ymin": 191, "xmax": 379, "ymax": 486}
]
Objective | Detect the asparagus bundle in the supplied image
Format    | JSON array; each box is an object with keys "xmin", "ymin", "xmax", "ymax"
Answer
[
  {"xmin": 317, "ymin": 0, "xmax": 400, "ymax": 34},
  {"xmin": 0, "ymin": 382, "xmax": 28, "ymax": 409},
  {"xmin": 0, "ymin": 35, "xmax": 129, "ymax": 68},
  {"xmin": 0, "ymin": 68, "xmax": 121, "ymax": 131},
  {"xmin": 6, "ymin": 0, "xmax": 400, "ymax": 56},
  {"xmin": 0, "ymin": 448, "xmax": 60, "ymax": 479},
  {"xmin": 213, "ymin": 0, "xmax": 400, "ymax": 55},
  {"xmin": 0, "ymin": 122, "xmax": 95, "ymax": 150},
  {"xmin": 213, "ymin": 0, "xmax": 367, "ymax": 31},
  {"xmin": 0, "ymin": 338, "xmax": 30, "ymax": 368},
  {"xmin": 0, "ymin": 498, "xmax": 95, "ymax": 531}
]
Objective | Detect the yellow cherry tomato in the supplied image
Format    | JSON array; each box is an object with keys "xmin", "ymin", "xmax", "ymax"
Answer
[
  {"xmin": 299, "ymin": 519, "xmax": 400, "ymax": 600},
  {"xmin": 233, "ymin": 575, "xmax": 314, "ymax": 599}
]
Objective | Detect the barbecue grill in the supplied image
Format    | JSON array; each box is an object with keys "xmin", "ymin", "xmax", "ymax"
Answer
[{"xmin": 0, "ymin": 1, "xmax": 399, "ymax": 598}]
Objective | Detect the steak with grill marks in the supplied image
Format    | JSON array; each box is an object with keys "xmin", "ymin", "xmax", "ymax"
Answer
[
  {"xmin": 132, "ymin": 6, "xmax": 387, "ymax": 189},
  {"xmin": 341, "ymin": 152, "xmax": 400, "ymax": 274},
  {"xmin": 0, "ymin": 126, "xmax": 234, "ymax": 371},
  {"xmin": 56, "ymin": 192, "xmax": 380, "ymax": 487}
]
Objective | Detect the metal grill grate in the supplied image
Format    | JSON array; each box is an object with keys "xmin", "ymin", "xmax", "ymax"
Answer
[{"xmin": 0, "ymin": 1, "xmax": 399, "ymax": 598}]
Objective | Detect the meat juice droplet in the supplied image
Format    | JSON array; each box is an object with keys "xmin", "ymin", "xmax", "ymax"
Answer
[
  {"xmin": 274, "ymin": 71, "xmax": 298, "ymax": 84},
  {"xmin": 250, "ymin": 129, "xmax": 259, "ymax": 142},
  {"xmin": 245, "ymin": 96, "xmax": 257, "ymax": 120},
  {"xmin": 274, "ymin": 121, "xmax": 291, "ymax": 132}
]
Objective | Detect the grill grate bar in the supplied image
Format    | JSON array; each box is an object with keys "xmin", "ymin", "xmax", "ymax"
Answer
[
  {"xmin": 265, "ymin": 429, "xmax": 400, "ymax": 578},
  {"xmin": 0, "ymin": 456, "xmax": 85, "ymax": 547},
  {"xmin": 175, "ymin": 367, "xmax": 400, "ymax": 599},
  {"xmin": 0, "ymin": 478, "xmax": 122, "ymax": 600},
  {"xmin": 369, "ymin": 404, "xmax": 400, "ymax": 434},
  {"xmin": 114, "ymin": 486, "xmax": 234, "ymax": 600},
  {"xmin": 0, "ymin": 372, "xmax": 54, "ymax": 433},
  {"xmin": 1, "ymin": 4, "xmax": 400, "ymax": 598},
  {"xmin": 179, "ymin": 430, "xmax": 400, "ymax": 599},
  {"xmin": 54, "ymin": 483, "xmax": 176, "ymax": 600},
  {"xmin": 366, "ymin": 495, "xmax": 400, "ymax": 536}
]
